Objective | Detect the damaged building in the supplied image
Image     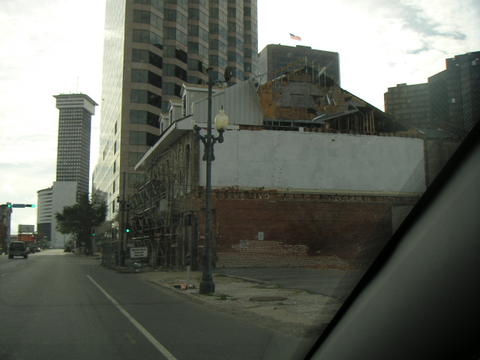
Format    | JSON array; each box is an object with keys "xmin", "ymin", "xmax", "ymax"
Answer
[{"xmin": 123, "ymin": 69, "xmax": 425, "ymax": 270}]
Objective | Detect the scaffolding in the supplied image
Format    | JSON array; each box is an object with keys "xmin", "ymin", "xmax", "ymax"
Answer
[{"xmin": 127, "ymin": 147, "xmax": 199, "ymax": 270}]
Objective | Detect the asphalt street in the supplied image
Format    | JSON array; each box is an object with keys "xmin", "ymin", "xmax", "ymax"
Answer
[{"xmin": 0, "ymin": 250, "xmax": 313, "ymax": 360}]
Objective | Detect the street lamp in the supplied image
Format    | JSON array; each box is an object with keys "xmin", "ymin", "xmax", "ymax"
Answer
[{"xmin": 194, "ymin": 68, "xmax": 229, "ymax": 295}]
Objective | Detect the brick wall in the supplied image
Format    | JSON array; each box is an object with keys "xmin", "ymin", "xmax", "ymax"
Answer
[{"xmin": 212, "ymin": 197, "xmax": 394, "ymax": 267}]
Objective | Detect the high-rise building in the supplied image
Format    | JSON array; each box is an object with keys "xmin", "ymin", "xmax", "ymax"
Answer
[
  {"xmin": 36, "ymin": 187, "xmax": 53, "ymax": 244},
  {"xmin": 443, "ymin": 52, "xmax": 480, "ymax": 131},
  {"xmin": 36, "ymin": 182, "xmax": 78, "ymax": 248},
  {"xmin": 384, "ymin": 83, "xmax": 431, "ymax": 128},
  {"xmin": 93, "ymin": 0, "xmax": 258, "ymax": 220},
  {"xmin": 54, "ymin": 93, "xmax": 97, "ymax": 199},
  {"xmin": 257, "ymin": 44, "xmax": 341, "ymax": 86},
  {"xmin": 384, "ymin": 51, "xmax": 480, "ymax": 132}
]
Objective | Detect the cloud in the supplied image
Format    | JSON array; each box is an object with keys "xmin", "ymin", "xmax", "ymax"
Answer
[
  {"xmin": 393, "ymin": 2, "xmax": 466, "ymax": 41},
  {"xmin": 406, "ymin": 41, "xmax": 433, "ymax": 55}
]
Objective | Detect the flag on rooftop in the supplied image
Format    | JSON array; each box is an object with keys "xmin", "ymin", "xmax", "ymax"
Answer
[{"xmin": 290, "ymin": 33, "xmax": 302, "ymax": 41}]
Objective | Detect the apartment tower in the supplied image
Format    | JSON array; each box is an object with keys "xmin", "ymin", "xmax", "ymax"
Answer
[
  {"xmin": 54, "ymin": 93, "xmax": 98, "ymax": 199},
  {"xmin": 93, "ymin": 0, "xmax": 258, "ymax": 220}
]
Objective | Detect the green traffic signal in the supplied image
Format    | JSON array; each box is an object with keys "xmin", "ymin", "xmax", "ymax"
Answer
[
  {"xmin": 30, "ymin": 204, "xmax": 36, "ymax": 208},
  {"xmin": 7, "ymin": 203, "xmax": 12, "ymax": 208},
  {"xmin": 125, "ymin": 228, "xmax": 131, "ymax": 233}
]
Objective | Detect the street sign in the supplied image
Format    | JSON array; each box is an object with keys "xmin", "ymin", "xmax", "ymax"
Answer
[
  {"xmin": 12, "ymin": 204, "xmax": 36, "ymax": 208},
  {"xmin": 130, "ymin": 247, "xmax": 148, "ymax": 259}
]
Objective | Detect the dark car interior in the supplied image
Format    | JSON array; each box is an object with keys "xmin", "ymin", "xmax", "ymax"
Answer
[{"xmin": 304, "ymin": 121, "xmax": 480, "ymax": 360}]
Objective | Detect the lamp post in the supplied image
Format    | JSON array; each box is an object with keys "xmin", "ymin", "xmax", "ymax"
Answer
[{"xmin": 194, "ymin": 68, "xmax": 229, "ymax": 295}]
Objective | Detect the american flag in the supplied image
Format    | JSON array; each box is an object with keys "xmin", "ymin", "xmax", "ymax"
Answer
[{"xmin": 289, "ymin": 33, "xmax": 302, "ymax": 41}]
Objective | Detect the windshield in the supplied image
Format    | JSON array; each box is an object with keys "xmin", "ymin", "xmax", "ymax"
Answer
[{"xmin": 0, "ymin": 1, "xmax": 478, "ymax": 359}]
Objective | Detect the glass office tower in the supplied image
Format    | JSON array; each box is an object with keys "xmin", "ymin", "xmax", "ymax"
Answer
[{"xmin": 93, "ymin": 0, "xmax": 258, "ymax": 220}]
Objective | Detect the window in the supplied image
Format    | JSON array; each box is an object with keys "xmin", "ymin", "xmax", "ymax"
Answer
[
  {"xmin": 131, "ymin": 90, "xmax": 162, "ymax": 109},
  {"xmin": 128, "ymin": 173, "xmax": 146, "ymax": 188},
  {"xmin": 133, "ymin": 30, "xmax": 163, "ymax": 49},
  {"xmin": 163, "ymin": 82, "xmax": 175, "ymax": 95},
  {"xmin": 188, "ymin": 59, "xmax": 204, "ymax": 72},
  {"xmin": 132, "ymin": 69, "xmax": 162, "ymax": 88},
  {"xmin": 129, "ymin": 131, "xmax": 146, "ymax": 145},
  {"xmin": 175, "ymin": 48, "xmax": 187, "ymax": 63},
  {"xmin": 131, "ymin": 69, "xmax": 148, "ymax": 83},
  {"xmin": 128, "ymin": 152, "xmax": 145, "ymax": 167},
  {"xmin": 188, "ymin": 41, "xmax": 199, "ymax": 54},
  {"xmin": 188, "ymin": 8, "xmax": 202, "ymax": 21},
  {"xmin": 164, "ymin": 9, "xmax": 176, "ymax": 21},
  {"xmin": 134, "ymin": 0, "xmax": 163, "ymax": 10},
  {"xmin": 133, "ymin": 49, "xmax": 163, "ymax": 69},
  {"xmin": 174, "ymin": 84, "xmax": 182, "ymax": 97},
  {"xmin": 188, "ymin": 24, "xmax": 199, "ymax": 36},
  {"xmin": 175, "ymin": 65, "xmax": 187, "ymax": 81},
  {"xmin": 130, "ymin": 110, "xmax": 160, "ymax": 128}
]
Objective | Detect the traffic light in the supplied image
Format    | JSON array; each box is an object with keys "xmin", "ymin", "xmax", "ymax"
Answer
[
  {"xmin": 29, "ymin": 204, "xmax": 36, "ymax": 208},
  {"xmin": 125, "ymin": 227, "xmax": 131, "ymax": 233},
  {"xmin": 7, "ymin": 203, "xmax": 12, "ymax": 208}
]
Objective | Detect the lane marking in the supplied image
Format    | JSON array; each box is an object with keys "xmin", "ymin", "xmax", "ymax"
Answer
[{"xmin": 86, "ymin": 275, "xmax": 178, "ymax": 360}]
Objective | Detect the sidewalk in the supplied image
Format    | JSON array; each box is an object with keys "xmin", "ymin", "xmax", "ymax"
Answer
[{"xmin": 140, "ymin": 269, "xmax": 343, "ymax": 337}]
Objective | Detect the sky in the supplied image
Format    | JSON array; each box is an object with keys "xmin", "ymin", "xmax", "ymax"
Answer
[{"xmin": 0, "ymin": 0, "xmax": 479, "ymax": 234}]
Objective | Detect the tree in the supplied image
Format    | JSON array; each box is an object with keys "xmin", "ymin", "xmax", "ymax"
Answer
[{"xmin": 56, "ymin": 195, "xmax": 106, "ymax": 254}]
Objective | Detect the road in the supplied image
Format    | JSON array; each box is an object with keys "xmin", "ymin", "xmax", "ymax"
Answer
[
  {"xmin": 0, "ymin": 250, "xmax": 313, "ymax": 360},
  {"xmin": 217, "ymin": 267, "xmax": 364, "ymax": 300}
]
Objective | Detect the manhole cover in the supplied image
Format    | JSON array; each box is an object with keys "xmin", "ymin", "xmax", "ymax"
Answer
[{"xmin": 249, "ymin": 296, "xmax": 287, "ymax": 302}]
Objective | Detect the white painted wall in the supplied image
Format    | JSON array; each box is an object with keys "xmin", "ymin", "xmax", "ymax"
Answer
[
  {"xmin": 200, "ymin": 130, "xmax": 426, "ymax": 194},
  {"xmin": 51, "ymin": 181, "xmax": 77, "ymax": 248}
]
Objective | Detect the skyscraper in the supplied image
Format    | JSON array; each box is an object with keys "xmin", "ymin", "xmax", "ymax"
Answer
[
  {"xmin": 384, "ymin": 83, "xmax": 431, "ymax": 128},
  {"xmin": 54, "ymin": 93, "xmax": 97, "ymax": 198},
  {"xmin": 384, "ymin": 51, "xmax": 480, "ymax": 132},
  {"xmin": 93, "ymin": 0, "xmax": 258, "ymax": 220},
  {"xmin": 257, "ymin": 44, "xmax": 341, "ymax": 86}
]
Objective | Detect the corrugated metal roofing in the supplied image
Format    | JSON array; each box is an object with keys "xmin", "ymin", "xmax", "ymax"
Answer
[{"xmin": 191, "ymin": 80, "xmax": 263, "ymax": 126}]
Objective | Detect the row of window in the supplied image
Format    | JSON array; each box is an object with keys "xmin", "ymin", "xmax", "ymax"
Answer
[
  {"xmin": 131, "ymin": 69, "xmax": 163, "ymax": 88},
  {"xmin": 129, "ymin": 131, "xmax": 160, "ymax": 146},
  {"xmin": 131, "ymin": 89, "xmax": 162, "ymax": 109},
  {"xmin": 166, "ymin": 0, "xmax": 187, "ymax": 8},
  {"xmin": 132, "ymin": 48, "xmax": 163, "ymax": 69},
  {"xmin": 163, "ymin": 82, "xmax": 183, "ymax": 96},
  {"xmin": 188, "ymin": 24, "xmax": 209, "ymax": 42},
  {"xmin": 133, "ymin": 9, "xmax": 163, "ymax": 30},
  {"xmin": 188, "ymin": 8, "xmax": 208, "ymax": 24},
  {"xmin": 209, "ymin": 39, "xmax": 227, "ymax": 52},
  {"xmin": 187, "ymin": 58, "xmax": 205, "ymax": 72},
  {"xmin": 130, "ymin": 110, "xmax": 160, "ymax": 128},
  {"xmin": 134, "ymin": 0, "xmax": 163, "ymax": 11},
  {"xmin": 209, "ymin": 23, "xmax": 227, "ymax": 37},
  {"xmin": 164, "ymin": 9, "xmax": 187, "ymax": 28},
  {"xmin": 133, "ymin": 29, "xmax": 163, "ymax": 49},
  {"xmin": 188, "ymin": 41, "xmax": 208, "ymax": 57},
  {"xmin": 165, "ymin": 27, "xmax": 187, "ymax": 43}
]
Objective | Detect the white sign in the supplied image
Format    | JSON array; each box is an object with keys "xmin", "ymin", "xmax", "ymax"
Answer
[
  {"xmin": 130, "ymin": 247, "xmax": 148, "ymax": 259},
  {"xmin": 18, "ymin": 224, "xmax": 35, "ymax": 233}
]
